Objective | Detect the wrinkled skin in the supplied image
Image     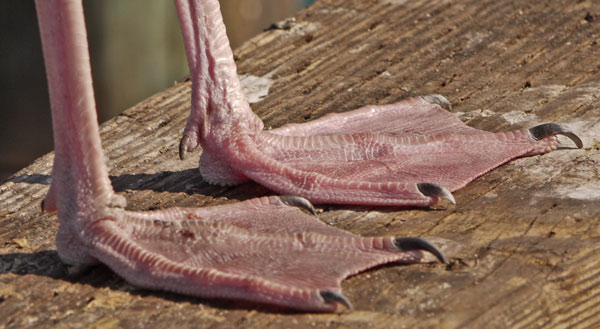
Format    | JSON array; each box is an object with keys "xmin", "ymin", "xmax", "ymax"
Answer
[
  {"xmin": 36, "ymin": 0, "xmax": 448, "ymax": 312},
  {"xmin": 176, "ymin": 1, "xmax": 582, "ymax": 207}
]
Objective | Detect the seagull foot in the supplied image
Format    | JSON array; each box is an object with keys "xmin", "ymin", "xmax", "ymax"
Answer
[
  {"xmin": 417, "ymin": 183, "xmax": 456, "ymax": 205},
  {"xmin": 278, "ymin": 195, "xmax": 317, "ymax": 214},
  {"xmin": 529, "ymin": 123, "xmax": 583, "ymax": 148},
  {"xmin": 179, "ymin": 135, "xmax": 190, "ymax": 160},
  {"xmin": 421, "ymin": 94, "xmax": 452, "ymax": 111},
  {"xmin": 320, "ymin": 290, "xmax": 353, "ymax": 310},
  {"xmin": 393, "ymin": 237, "xmax": 448, "ymax": 264}
]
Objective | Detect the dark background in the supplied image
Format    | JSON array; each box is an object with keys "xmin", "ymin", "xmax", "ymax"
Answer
[{"xmin": 0, "ymin": 0, "xmax": 314, "ymax": 181}]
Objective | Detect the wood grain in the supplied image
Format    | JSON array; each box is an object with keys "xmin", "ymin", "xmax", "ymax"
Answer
[{"xmin": 1, "ymin": 0, "xmax": 599, "ymax": 328}]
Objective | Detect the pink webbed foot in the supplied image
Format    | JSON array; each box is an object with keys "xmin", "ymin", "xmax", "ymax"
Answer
[
  {"xmin": 195, "ymin": 95, "xmax": 581, "ymax": 206},
  {"xmin": 36, "ymin": 0, "xmax": 447, "ymax": 312},
  {"xmin": 171, "ymin": 0, "xmax": 583, "ymax": 206},
  {"xmin": 68, "ymin": 196, "xmax": 445, "ymax": 311}
]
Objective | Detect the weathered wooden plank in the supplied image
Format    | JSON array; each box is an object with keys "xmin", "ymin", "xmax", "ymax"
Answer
[{"xmin": 1, "ymin": 0, "xmax": 599, "ymax": 328}]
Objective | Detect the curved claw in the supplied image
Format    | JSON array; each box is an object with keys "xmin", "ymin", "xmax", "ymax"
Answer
[
  {"xmin": 417, "ymin": 183, "xmax": 456, "ymax": 205},
  {"xmin": 179, "ymin": 135, "xmax": 190, "ymax": 160},
  {"xmin": 320, "ymin": 290, "xmax": 353, "ymax": 310},
  {"xmin": 529, "ymin": 123, "xmax": 583, "ymax": 149},
  {"xmin": 421, "ymin": 94, "xmax": 452, "ymax": 111},
  {"xmin": 393, "ymin": 237, "xmax": 447, "ymax": 264},
  {"xmin": 278, "ymin": 195, "xmax": 317, "ymax": 215},
  {"xmin": 66, "ymin": 264, "xmax": 94, "ymax": 279}
]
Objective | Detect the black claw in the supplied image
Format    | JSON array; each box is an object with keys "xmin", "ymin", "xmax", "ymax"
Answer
[
  {"xmin": 393, "ymin": 237, "xmax": 448, "ymax": 264},
  {"xmin": 417, "ymin": 183, "xmax": 456, "ymax": 205},
  {"xmin": 529, "ymin": 123, "xmax": 583, "ymax": 149},
  {"xmin": 320, "ymin": 290, "xmax": 353, "ymax": 310},
  {"xmin": 179, "ymin": 135, "xmax": 190, "ymax": 160},
  {"xmin": 278, "ymin": 195, "xmax": 317, "ymax": 215},
  {"xmin": 66, "ymin": 264, "xmax": 94, "ymax": 279},
  {"xmin": 421, "ymin": 94, "xmax": 452, "ymax": 111}
]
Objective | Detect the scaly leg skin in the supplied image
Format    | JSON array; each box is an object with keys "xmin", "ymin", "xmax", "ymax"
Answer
[
  {"xmin": 75, "ymin": 196, "xmax": 445, "ymax": 311},
  {"xmin": 240, "ymin": 99, "xmax": 582, "ymax": 206},
  {"xmin": 176, "ymin": 0, "xmax": 583, "ymax": 206},
  {"xmin": 36, "ymin": 0, "xmax": 445, "ymax": 312}
]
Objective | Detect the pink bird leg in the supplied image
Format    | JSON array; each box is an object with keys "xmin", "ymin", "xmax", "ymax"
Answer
[
  {"xmin": 35, "ymin": 0, "xmax": 446, "ymax": 311},
  {"xmin": 176, "ymin": 0, "xmax": 583, "ymax": 207}
]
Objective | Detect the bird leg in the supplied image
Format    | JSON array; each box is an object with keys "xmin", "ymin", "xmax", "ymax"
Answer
[
  {"xmin": 36, "ymin": 0, "xmax": 445, "ymax": 311},
  {"xmin": 176, "ymin": 0, "xmax": 582, "ymax": 206}
]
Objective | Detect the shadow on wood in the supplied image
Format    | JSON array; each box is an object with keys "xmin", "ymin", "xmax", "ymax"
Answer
[{"xmin": 1, "ymin": 0, "xmax": 599, "ymax": 328}]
